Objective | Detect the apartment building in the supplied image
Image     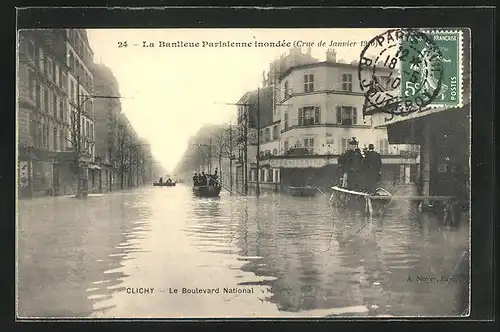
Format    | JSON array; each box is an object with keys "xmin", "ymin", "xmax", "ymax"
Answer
[
  {"xmin": 237, "ymin": 47, "xmax": 419, "ymax": 192},
  {"xmin": 18, "ymin": 30, "xmax": 72, "ymax": 197}
]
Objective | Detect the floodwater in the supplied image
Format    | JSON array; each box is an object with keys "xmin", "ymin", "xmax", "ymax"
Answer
[{"xmin": 17, "ymin": 184, "xmax": 469, "ymax": 319}]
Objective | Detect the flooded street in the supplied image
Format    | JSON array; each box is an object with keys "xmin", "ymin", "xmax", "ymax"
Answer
[{"xmin": 17, "ymin": 184, "xmax": 469, "ymax": 318}]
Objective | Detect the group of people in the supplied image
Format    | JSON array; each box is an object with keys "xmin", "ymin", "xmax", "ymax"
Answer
[
  {"xmin": 158, "ymin": 177, "xmax": 173, "ymax": 184},
  {"xmin": 193, "ymin": 168, "xmax": 219, "ymax": 186},
  {"xmin": 337, "ymin": 138, "xmax": 382, "ymax": 193}
]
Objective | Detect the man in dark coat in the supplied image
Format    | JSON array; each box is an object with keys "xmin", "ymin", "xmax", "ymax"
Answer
[
  {"xmin": 350, "ymin": 147, "xmax": 365, "ymax": 191},
  {"xmin": 363, "ymin": 144, "xmax": 382, "ymax": 193},
  {"xmin": 193, "ymin": 173, "xmax": 198, "ymax": 186},
  {"xmin": 338, "ymin": 138, "xmax": 361, "ymax": 189}
]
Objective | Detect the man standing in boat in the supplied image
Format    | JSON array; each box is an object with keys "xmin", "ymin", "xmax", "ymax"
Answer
[
  {"xmin": 193, "ymin": 173, "xmax": 199, "ymax": 186},
  {"xmin": 338, "ymin": 137, "xmax": 361, "ymax": 189},
  {"xmin": 363, "ymin": 144, "xmax": 382, "ymax": 193}
]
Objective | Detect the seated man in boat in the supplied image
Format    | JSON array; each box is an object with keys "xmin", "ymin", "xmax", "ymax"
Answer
[
  {"xmin": 362, "ymin": 144, "xmax": 382, "ymax": 194},
  {"xmin": 159, "ymin": 177, "xmax": 164, "ymax": 184}
]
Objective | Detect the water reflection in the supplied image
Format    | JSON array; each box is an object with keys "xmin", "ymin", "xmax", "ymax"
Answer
[
  {"xmin": 185, "ymin": 191, "xmax": 469, "ymax": 317},
  {"xmin": 18, "ymin": 185, "xmax": 469, "ymax": 318},
  {"xmin": 17, "ymin": 189, "xmax": 153, "ymax": 318}
]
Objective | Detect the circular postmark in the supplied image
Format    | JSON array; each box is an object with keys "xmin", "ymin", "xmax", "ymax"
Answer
[{"xmin": 358, "ymin": 29, "xmax": 445, "ymax": 116}]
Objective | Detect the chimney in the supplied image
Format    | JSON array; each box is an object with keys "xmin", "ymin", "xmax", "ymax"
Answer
[{"xmin": 326, "ymin": 48, "xmax": 337, "ymax": 62}]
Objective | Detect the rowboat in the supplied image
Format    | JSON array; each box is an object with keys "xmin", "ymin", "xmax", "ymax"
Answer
[
  {"xmin": 329, "ymin": 186, "xmax": 392, "ymax": 217},
  {"xmin": 153, "ymin": 182, "xmax": 176, "ymax": 187},
  {"xmin": 192, "ymin": 184, "xmax": 222, "ymax": 198},
  {"xmin": 288, "ymin": 186, "xmax": 318, "ymax": 197}
]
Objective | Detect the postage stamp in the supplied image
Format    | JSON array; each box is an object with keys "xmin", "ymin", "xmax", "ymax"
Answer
[{"xmin": 358, "ymin": 28, "xmax": 463, "ymax": 116}]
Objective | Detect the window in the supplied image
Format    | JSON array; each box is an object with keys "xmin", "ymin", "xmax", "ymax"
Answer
[
  {"xmin": 284, "ymin": 141, "xmax": 289, "ymax": 153},
  {"xmin": 336, "ymin": 106, "xmax": 357, "ymax": 125},
  {"xmin": 35, "ymin": 121, "xmax": 42, "ymax": 147},
  {"xmin": 379, "ymin": 139, "xmax": 389, "ymax": 155},
  {"xmin": 61, "ymin": 72, "xmax": 67, "ymax": 91},
  {"xmin": 47, "ymin": 58, "xmax": 53, "ymax": 81},
  {"xmin": 44, "ymin": 88, "xmax": 49, "ymax": 113},
  {"xmin": 55, "ymin": 65, "xmax": 59, "ymax": 85},
  {"xmin": 304, "ymin": 138, "xmax": 315, "ymax": 154},
  {"xmin": 272, "ymin": 148, "xmax": 277, "ymax": 155},
  {"xmin": 341, "ymin": 73, "xmax": 353, "ymax": 92},
  {"xmin": 69, "ymin": 52, "xmax": 74, "ymax": 71},
  {"xmin": 86, "ymin": 121, "xmax": 90, "ymax": 138},
  {"xmin": 284, "ymin": 80, "xmax": 290, "ymax": 98},
  {"xmin": 74, "ymin": 83, "xmax": 78, "ymax": 103},
  {"xmin": 59, "ymin": 100, "xmax": 64, "ymax": 120},
  {"xmin": 42, "ymin": 123, "xmax": 48, "ymax": 149},
  {"xmin": 53, "ymin": 127, "xmax": 58, "ymax": 151},
  {"xmin": 284, "ymin": 112, "xmax": 289, "ymax": 129},
  {"xmin": 264, "ymin": 128, "xmax": 270, "ymax": 142},
  {"xmin": 90, "ymin": 123, "xmax": 94, "ymax": 141},
  {"xmin": 304, "ymin": 74, "xmax": 314, "ymax": 92},
  {"xmin": 28, "ymin": 114, "xmax": 35, "ymax": 143},
  {"xmin": 38, "ymin": 48, "xmax": 44, "ymax": 72},
  {"xmin": 298, "ymin": 106, "xmax": 320, "ymax": 125},
  {"xmin": 268, "ymin": 169, "xmax": 274, "ymax": 182},
  {"xmin": 26, "ymin": 40, "xmax": 35, "ymax": 60},
  {"xmin": 260, "ymin": 169, "xmax": 265, "ymax": 182},
  {"xmin": 27, "ymin": 69, "xmax": 35, "ymax": 100},
  {"xmin": 53, "ymin": 93, "xmax": 58, "ymax": 117},
  {"xmin": 35, "ymin": 83, "xmax": 41, "ymax": 109},
  {"xmin": 273, "ymin": 125, "xmax": 279, "ymax": 139},
  {"xmin": 59, "ymin": 129, "xmax": 64, "ymax": 151}
]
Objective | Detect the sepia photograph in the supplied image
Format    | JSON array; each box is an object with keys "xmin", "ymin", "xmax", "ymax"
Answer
[{"xmin": 16, "ymin": 26, "xmax": 472, "ymax": 319}]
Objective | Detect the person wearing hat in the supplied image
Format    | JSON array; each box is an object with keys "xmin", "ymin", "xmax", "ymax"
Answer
[
  {"xmin": 338, "ymin": 137, "xmax": 361, "ymax": 188},
  {"xmin": 363, "ymin": 143, "xmax": 382, "ymax": 193}
]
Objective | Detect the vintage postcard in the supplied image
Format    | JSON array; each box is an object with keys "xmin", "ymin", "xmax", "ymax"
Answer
[{"xmin": 16, "ymin": 27, "xmax": 471, "ymax": 319}]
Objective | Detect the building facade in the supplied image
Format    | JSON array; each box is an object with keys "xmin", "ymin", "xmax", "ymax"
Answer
[
  {"xmin": 64, "ymin": 29, "xmax": 98, "ymax": 194},
  {"xmin": 93, "ymin": 63, "xmax": 122, "ymax": 192},
  {"xmin": 235, "ymin": 48, "xmax": 420, "ymax": 193},
  {"xmin": 18, "ymin": 30, "xmax": 76, "ymax": 197}
]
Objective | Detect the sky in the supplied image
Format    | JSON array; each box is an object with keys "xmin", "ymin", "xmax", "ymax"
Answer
[{"xmin": 86, "ymin": 28, "xmax": 386, "ymax": 172}]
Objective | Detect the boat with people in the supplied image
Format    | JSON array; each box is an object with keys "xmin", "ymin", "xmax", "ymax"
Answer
[
  {"xmin": 154, "ymin": 177, "xmax": 176, "ymax": 187},
  {"xmin": 192, "ymin": 168, "xmax": 222, "ymax": 198},
  {"xmin": 192, "ymin": 184, "xmax": 222, "ymax": 197},
  {"xmin": 330, "ymin": 186, "xmax": 392, "ymax": 217},
  {"xmin": 329, "ymin": 137, "xmax": 392, "ymax": 217},
  {"xmin": 154, "ymin": 181, "xmax": 176, "ymax": 187}
]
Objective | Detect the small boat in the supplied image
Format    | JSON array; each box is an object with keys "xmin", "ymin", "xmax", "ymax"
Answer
[
  {"xmin": 288, "ymin": 186, "xmax": 318, "ymax": 197},
  {"xmin": 192, "ymin": 184, "xmax": 222, "ymax": 198},
  {"xmin": 330, "ymin": 186, "xmax": 392, "ymax": 217},
  {"xmin": 154, "ymin": 182, "xmax": 176, "ymax": 187}
]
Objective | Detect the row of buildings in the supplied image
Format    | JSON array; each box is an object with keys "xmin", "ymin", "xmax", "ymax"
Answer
[{"xmin": 17, "ymin": 29, "xmax": 162, "ymax": 198}]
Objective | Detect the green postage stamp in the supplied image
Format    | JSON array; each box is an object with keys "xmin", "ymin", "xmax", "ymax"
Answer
[
  {"xmin": 359, "ymin": 28, "xmax": 464, "ymax": 115},
  {"xmin": 401, "ymin": 29, "xmax": 463, "ymax": 108}
]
